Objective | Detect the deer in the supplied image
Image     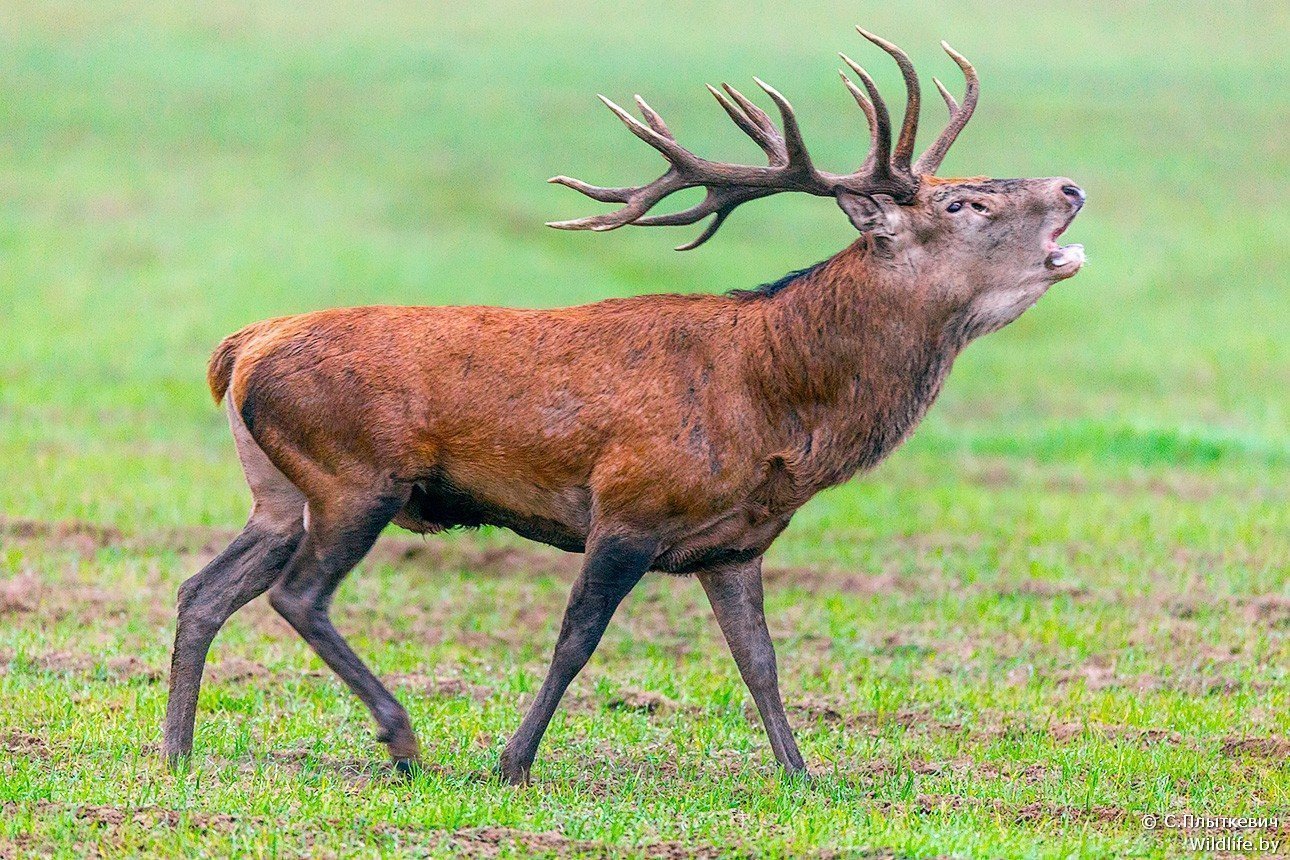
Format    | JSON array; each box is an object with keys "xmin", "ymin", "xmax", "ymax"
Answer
[{"xmin": 162, "ymin": 28, "xmax": 1085, "ymax": 785}]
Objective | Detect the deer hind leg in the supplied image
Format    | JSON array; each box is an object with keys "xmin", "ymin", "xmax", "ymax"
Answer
[
  {"xmin": 163, "ymin": 403, "xmax": 306, "ymax": 766},
  {"xmin": 267, "ymin": 486, "xmax": 419, "ymax": 773}
]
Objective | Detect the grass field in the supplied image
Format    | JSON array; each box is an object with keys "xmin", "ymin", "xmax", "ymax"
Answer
[{"xmin": 1, "ymin": 1, "xmax": 1288, "ymax": 856}]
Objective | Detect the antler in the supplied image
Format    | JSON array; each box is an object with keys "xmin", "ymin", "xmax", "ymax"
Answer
[
  {"xmin": 913, "ymin": 42, "xmax": 979, "ymax": 175},
  {"xmin": 547, "ymin": 82, "xmax": 822, "ymax": 251},
  {"xmin": 549, "ymin": 29, "xmax": 979, "ymax": 249}
]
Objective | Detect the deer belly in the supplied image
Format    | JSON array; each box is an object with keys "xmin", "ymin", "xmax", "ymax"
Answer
[
  {"xmin": 652, "ymin": 506, "xmax": 796, "ymax": 574},
  {"xmin": 394, "ymin": 470, "xmax": 591, "ymax": 553}
]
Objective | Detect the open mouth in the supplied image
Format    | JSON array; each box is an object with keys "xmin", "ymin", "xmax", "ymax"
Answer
[{"xmin": 1044, "ymin": 211, "xmax": 1084, "ymax": 271}]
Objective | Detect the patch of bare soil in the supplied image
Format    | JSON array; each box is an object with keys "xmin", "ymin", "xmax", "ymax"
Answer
[
  {"xmin": 1, "ymin": 646, "xmax": 512, "ymax": 705},
  {"xmin": 0, "ymin": 518, "xmax": 126, "ymax": 554},
  {"xmin": 434, "ymin": 826, "xmax": 594, "ymax": 858},
  {"xmin": 0, "ymin": 835, "xmax": 37, "ymax": 860},
  {"xmin": 0, "ymin": 573, "xmax": 40, "ymax": 614},
  {"xmin": 869, "ymin": 792, "xmax": 1130, "ymax": 826},
  {"xmin": 0, "ymin": 572, "xmax": 127, "ymax": 624},
  {"xmin": 783, "ymin": 699, "xmax": 946, "ymax": 734},
  {"xmin": 762, "ymin": 568, "xmax": 924, "ymax": 597},
  {"xmin": 848, "ymin": 756, "xmax": 1058, "ymax": 786},
  {"xmin": 44, "ymin": 789, "xmax": 741, "ymax": 860},
  {"xmin": 1046, "ymin": 660, "xmax": 1253, "ymax": 695},
  {"xmin": 203, "ymin": 656, "xmax": 270, "ymax": 684},
  {"xmin": 1, "ymin": 730, "xmax": 48, "ymax": 757},
  {"xmin": 416, "ymin": 825, "xmax": 733, "ymax": 859},
  {"xmin": 531, "ymin": 747, "xmax": 758, "ymax": 805},
  {"xmin": 780, "ymin": 698, "xmax": 1197, "ymax": 751},
  {"xmin": 387, "ymin": 672, "xmax": 494, "ymax": 703},
  {"xmin": 0, "ymin": 650, "xmax": 163, "ymax": 682},
  {"xmin": 1033, "ymin": 721, "xmax": 1185, "ymax": 747},
  {"xmin": 1041, "ymin": 471, "xmax": 1237, "ymax": 504},
  {"xmin": 0, "ymin": 516, "xmax": 578, "ymax": 579},
  {"xmin": 5, "ymin": 800, "xmax": 245, "ymax": 834},
  {"xmin": 547, "ymin": 687, "xmax": 695, "ymax": 722},
  {"xmin": 77, "ymin": 804, "xmax": 242, "ymax": 832},
  {"xmin": 1241, "ymin": 595, "xmax": 1290, "ymax": 627},
  {"xmin": 1000, "ymin": 579, "xmax": 1090, "ymax": 600},
  {"xmin": 1220, "ymin": 736, "xmax": 1290, "ymax": 759},
  {"xmin": 607, "ymin": 688, "xmax": 678, "ymax": 715},
  {"xmin": 369, "ymin": 539, "xmax": 581, "ymax": 579},
  {"xmin": 1007, "ymin": 800, "xmax": 1128, "ymax": 825},
  {"xmin": 259, "ymin": 748, "xmax": 407, "ymax": 786},
  {"xmin": 4, "ymin": 515, "xmax": 1283, "ymax": 623},
  {"xmin": 751, "ymin": 785, "xmax": 1128, "ymax": 831},
  {"xmin": 16, "ymin": 800, "xmax": 717, "ymax": 858}
]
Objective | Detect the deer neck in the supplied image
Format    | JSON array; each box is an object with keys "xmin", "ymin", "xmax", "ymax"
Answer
[{"xmin": 746, "ymin": 239, "xmax": 968, "ymax": 489}]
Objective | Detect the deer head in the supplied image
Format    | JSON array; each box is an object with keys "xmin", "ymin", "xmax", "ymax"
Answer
[{"xmin": 550, "ymin": 28, "xmax": 1085, "ymax": 338}]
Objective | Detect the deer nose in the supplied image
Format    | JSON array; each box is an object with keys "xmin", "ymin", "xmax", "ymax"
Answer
[{"xmin": 1060, "ymin": 184, "xmax": 1085, "ymax": 208}]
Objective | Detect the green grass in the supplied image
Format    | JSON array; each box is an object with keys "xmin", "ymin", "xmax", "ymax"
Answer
[{"xmin": 1, "ymin": 0, "xmax": 1287, "ymax": 856}]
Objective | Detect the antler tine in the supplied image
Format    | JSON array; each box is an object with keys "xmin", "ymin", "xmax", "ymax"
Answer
[
  {"xmin": 839, "ymin": 70, "xmax": 878, "ymax": 170},
  {"xmin": 932, "ymin": 77, "xmax": 958, "ymax": 113},
  {"xmin": 633, "ymin": 95, "xmax": 675, "ymax": 140},
  {"xmin": 913, "ymin": 41, "xmax": 979, "ymax": 175},
  {"xmin": 674, "ymin": 210, "xmax": 730, "ymax": 251},
  {"xmin": 546, "ymin": 168, "xmax": 686, "ymax": 232},
  {"xmin": 856, "ymin": 27, "xmax": 921, "ymax": 172},
  {"xmin": 635, "ymin": 185, "xmax": 775, "ymax": 227},
  {"xmin": 633, "ymin": 194, "xmax": 722, "ymax": 228},
  {"xmin": 622, "ymin": 187, "xmax": 753, "ymax": 251},
  {"xmin": 839, "ymin": 53, "xmax": 892, "ymax": 177},
  {"xmin": 596, "ymin": 95, "xmax": 696, "ymax": 166},
  {"xmin": 547, "ymin": 175, "xmax": 633, "ymax": 204},
  {"xmin": 753, "ymin": 78, "xmax": 813, "ymax": 173},
  {"xmin": 722, "ymin": 84, "xmax": 781, "ymax": 144},
  {"xmin": 707, "ymin": 84, "xmax": 785, "ymax": 166}
]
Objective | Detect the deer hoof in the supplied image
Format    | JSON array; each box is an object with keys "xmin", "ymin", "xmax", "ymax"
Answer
[
  {"xmin": 163, "ymin": 747, "xmax": 193, "ymax": 774},
  {"xmin": 392, "ymin": 757, "xmax": 422, "ymax": 780},
  {"xmin": 782, "ymin": 766, "xmax": 813, "ymax": 786},
  {"xmin": 495, "ymin": 750, "xmax": 530, "ymax": 787}
]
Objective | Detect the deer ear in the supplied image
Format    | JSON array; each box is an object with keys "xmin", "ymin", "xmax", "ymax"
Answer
[{"xmin": 835, "ymin": 191, "xmax": 900, "ymax": 238}]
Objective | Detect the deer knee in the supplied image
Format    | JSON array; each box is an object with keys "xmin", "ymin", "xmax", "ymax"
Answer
[
  {"xmin": 267, "ymin": 584, "xmax": 304, "ymax": 626},
  {"xmin": 268, "ymin": 582, "xmax": 323, "ymax": 632},
  {"xmin": 175, "ymin": 570, "xmax": 228, "ymax": 634},
  {"xmin": 175, "ymin": 573, "xmax": 203, "ymax": 611}
]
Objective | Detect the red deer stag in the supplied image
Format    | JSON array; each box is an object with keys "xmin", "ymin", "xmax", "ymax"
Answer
[{"xmin": 164, "ymin": 28, "xmax": 1085, "ymax": 784}]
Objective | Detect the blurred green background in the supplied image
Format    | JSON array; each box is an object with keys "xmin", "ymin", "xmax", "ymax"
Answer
[
  {"xmin": 1, "ymin": 0, "xmax": 1285, "ymax": 531},
  {"xmin": 0, "ymin": 2, "xmax": 1287, "ymax": 857}
]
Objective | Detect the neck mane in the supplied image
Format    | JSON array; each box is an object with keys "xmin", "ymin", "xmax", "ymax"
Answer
[{"xmin": 740, "ymin": 239, "xmax": 969, "ymax": 493}]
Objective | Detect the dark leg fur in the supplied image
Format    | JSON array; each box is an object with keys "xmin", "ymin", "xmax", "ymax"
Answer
[
  {"xmin": 698, "ymin": 559, "xmax": 806, "ymax": 774},
  {"xmin": 163, "ymin": 524, "xmax": 303, "ymax": 765},
  {"xmin": 268, "ymin": 492, "xmax": 421, "ymax": 770},
  {"xmin": 498, "ymin": 532, "xmax": 657, "ymax": 785}
]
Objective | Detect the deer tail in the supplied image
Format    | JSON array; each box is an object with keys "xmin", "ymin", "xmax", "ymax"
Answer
[{"xmin": 207, "ymin": 325, "xmax": 261, "ymax": 404}]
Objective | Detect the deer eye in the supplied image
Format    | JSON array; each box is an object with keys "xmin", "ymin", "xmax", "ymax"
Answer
[
  {"xmin": 946, "ymin": 201, "xmax": 963, "ymax": 213},
  {"xmin": 970, "ymin": 201, "xmax": 988, "ymax": 213}
]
